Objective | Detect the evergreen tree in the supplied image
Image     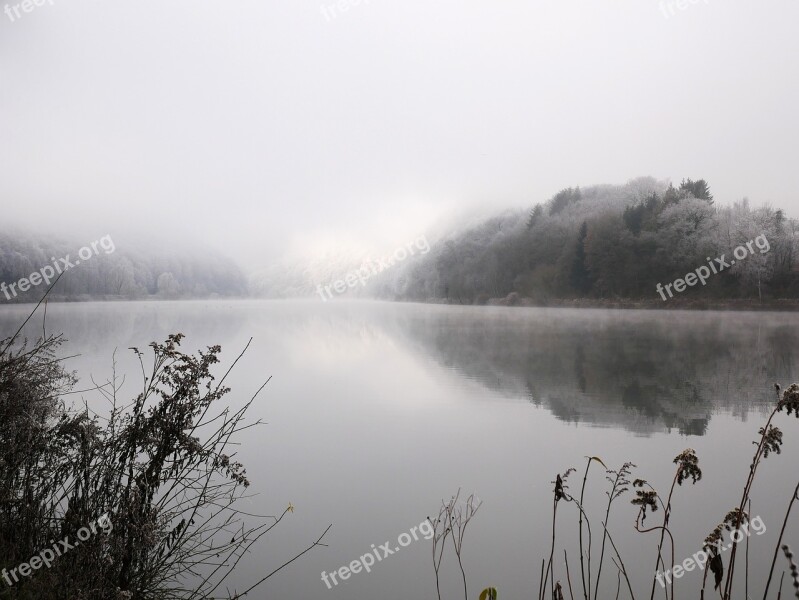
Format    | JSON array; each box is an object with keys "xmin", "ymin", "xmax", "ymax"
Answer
[
  {"xmin": 679, "ymin": 178, "xmax": 714, "ymax": 204},
  {"xmin": 571, "ymin": 221, "xmax": 592, "ymax": 295}
]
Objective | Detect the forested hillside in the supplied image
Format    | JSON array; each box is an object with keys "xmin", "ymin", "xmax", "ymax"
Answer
[
  {"xmin": 0, "ymin": 231, "xmax": 247, "ymax": 302},
  {"xmin": 376, "ymin": 177, "xmax": 799, "ymax": 304}
]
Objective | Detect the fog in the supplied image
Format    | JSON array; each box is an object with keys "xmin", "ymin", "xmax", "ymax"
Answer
[
  {"xmin": 4, "ymin": 7, "xmax": 799, "ymax": 596},
  {"xmin": 2, "ymin": 0, "xmax": 798, "ymax": 270}
]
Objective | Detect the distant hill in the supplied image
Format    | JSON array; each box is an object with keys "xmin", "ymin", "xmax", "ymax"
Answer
[
  {"xmin": 372, "ymin": 177, "xmax": 799, "ymax": 304},
  {"xmin": 0, "ymin": 230, "xmax": 247, "ymax": 303}
]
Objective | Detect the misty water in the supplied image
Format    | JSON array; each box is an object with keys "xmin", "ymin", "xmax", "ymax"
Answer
[{"xmin": 2, "ymin": 300, "xmax": 797, "ymax": 599}]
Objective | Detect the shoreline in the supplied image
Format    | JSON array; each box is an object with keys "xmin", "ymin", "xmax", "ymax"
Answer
[
  {"xmin": 2, "ymin": 295, "xmax": 799, "ymax": 312},
  {"xmin": 420, "ymin": 295, "xmax": 799, "ymax": 311}
]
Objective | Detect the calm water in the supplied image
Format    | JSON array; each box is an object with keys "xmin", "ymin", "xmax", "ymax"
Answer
[{"xmin": 1, "ymin": 300, "xmax": 797, "ymax": 599}]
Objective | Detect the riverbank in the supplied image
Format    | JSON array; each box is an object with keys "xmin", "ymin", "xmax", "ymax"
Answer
[{"xmin": 424, "ymin": 293, "xmax": 799, "ymax": 311}]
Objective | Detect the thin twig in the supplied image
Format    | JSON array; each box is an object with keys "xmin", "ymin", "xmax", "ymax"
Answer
[{"xmin": 565, "ymin": 550, "xmax": 575, "ymax": 600}]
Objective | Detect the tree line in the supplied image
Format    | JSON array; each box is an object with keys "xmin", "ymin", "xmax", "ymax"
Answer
[{"xmin": 0, "ymin": 231, "xmax": 247, "ymax": 302}]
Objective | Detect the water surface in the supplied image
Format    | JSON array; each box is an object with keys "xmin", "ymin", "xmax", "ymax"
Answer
[{"xmin": 1, "ymin": 300, "xmax": 796, "ymax": 599}]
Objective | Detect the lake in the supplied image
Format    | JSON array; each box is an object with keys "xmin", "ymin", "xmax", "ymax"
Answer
[{"xmin": 1, "ymin": 300, "xmax": 797, "ymax": 599}]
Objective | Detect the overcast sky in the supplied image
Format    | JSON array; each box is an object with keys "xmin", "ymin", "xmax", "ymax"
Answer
[{"xmin": 2, "ymin": 0, "xmax": 798, "ymax": 268}]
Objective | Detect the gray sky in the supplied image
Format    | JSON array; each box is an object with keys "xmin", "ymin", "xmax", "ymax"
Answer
[{"xmin": 2, "ymin": 0, "xmax": 798, "ymax": 268}]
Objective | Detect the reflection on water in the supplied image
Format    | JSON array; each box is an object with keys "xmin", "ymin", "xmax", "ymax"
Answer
[
  {"xmin": 384, "ymin": 306, "xmax": 798, "ymax": 435},
  {"xmin": 2, "ymin": 302, "xmax": 796, "ymax": 437}
]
